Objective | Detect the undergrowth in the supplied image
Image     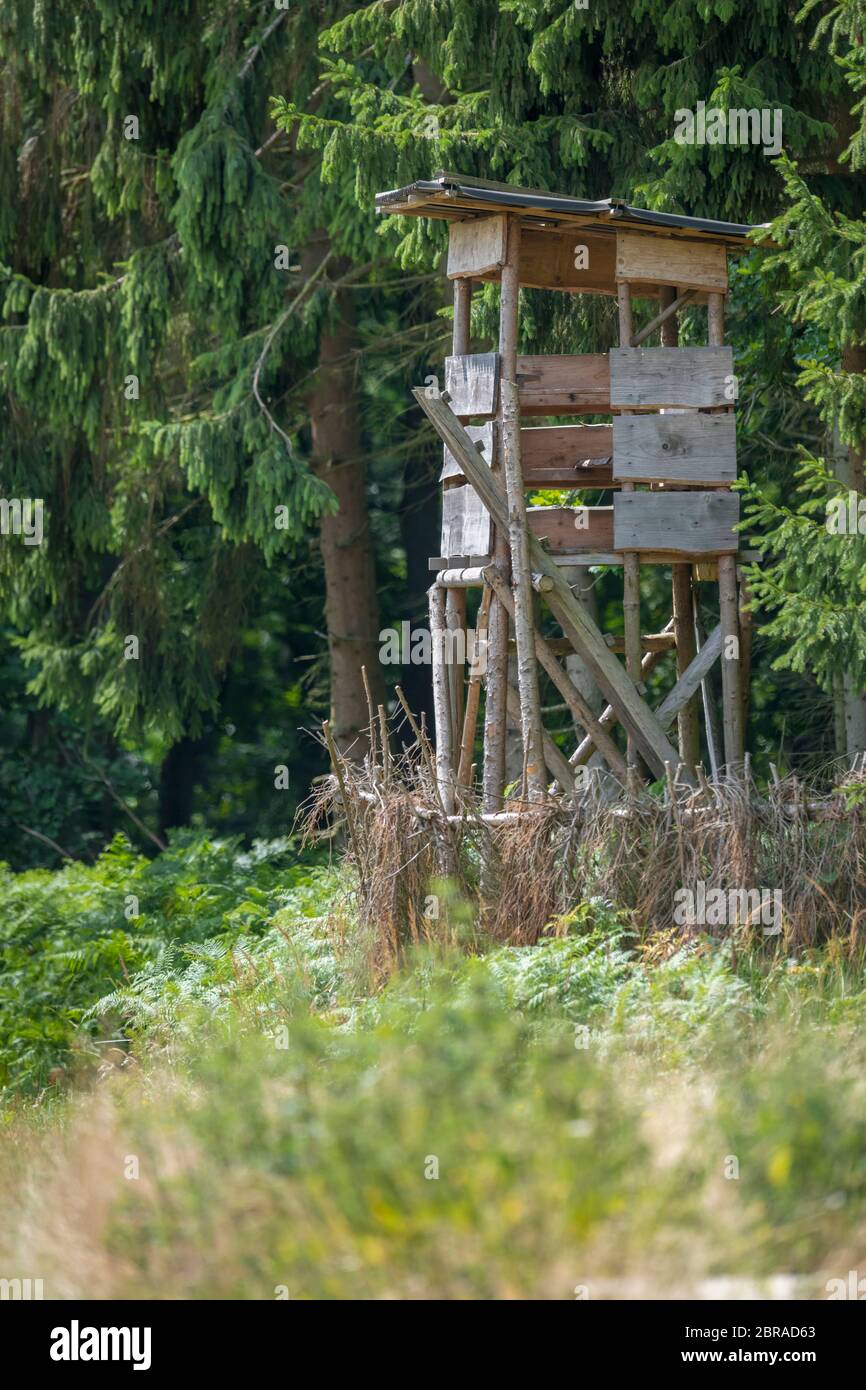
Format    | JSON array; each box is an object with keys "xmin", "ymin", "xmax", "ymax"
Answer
[{"xmin": 2, "ymin": 835, "xmax": 866, "ymax": 1297}]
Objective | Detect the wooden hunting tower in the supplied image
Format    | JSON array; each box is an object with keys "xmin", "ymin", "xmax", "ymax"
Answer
[{"xmin": 375, "ymin": 172, "xmax": 761, "ymax": 814}]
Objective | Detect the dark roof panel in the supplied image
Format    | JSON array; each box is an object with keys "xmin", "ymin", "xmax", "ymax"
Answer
[{"xmin": 375, "ymin": 171, "xmax": 764, "ymax": 245}]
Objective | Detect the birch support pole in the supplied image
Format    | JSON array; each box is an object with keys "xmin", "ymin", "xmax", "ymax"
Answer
[
  {"xmin": 739, "ymin": 569, "xmax": 754, "ymax": 730},
  {"xmin": 482, "ymin": 279, "xmax": 512, "ymax": 812},
  {"xmin": 617, "ymin": 283, "xmax": 642, "ymax": 768},
  {"xmin": 456, "ymin": 584, "xmax": 491, "ymax": 793},
  {"xmin": 445, "ymin": 277, "xmax": 472, "ymax": 747},
  {"xmin": 694, "ymin": 600, "xmax": 722, "ymax": 780},
  {"xmin": 708, "ymin": 291, "xmax": 744, "ymax": 770},
  {"xmin": 659, "ymin": 284, "xmax": 701, "ymax": 775},
  {"xmin": 498, "ymin": 216, "xmax": 547, "ymax": 800},
  {"xmin": 429, "ymin": 583, "xmax": 455, "ymax": 813}
]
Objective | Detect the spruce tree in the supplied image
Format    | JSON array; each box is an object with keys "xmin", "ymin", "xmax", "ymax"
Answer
[{"xmin": 0, "ymin": 2, "xmax": 446, "ymax": 864}]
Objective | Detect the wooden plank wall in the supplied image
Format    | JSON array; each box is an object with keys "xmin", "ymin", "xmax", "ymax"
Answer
[
  {"xmin": 521, "ymin": 424, "xmax": 614, "ymax": 488},
  {"xmin": 446, "ymin": 348, "xmax": 734, "ymax": 416},
  {"xmin": 517, "ymin": 354, "xmax": 610, "ymax": 414},
  {"xmin": 444, "ymin": 352, "xmax": 500, "ymax": 418},
  {"xmin": 610, "ymin": 346, "xmax": 734, "ymax": 408},
  {"xmin": 446, "ymin": 352, "xmax": 613, "ymax": 416},
  {"xmin": 441, "ymin": 479, "xmax": 493, "ymax": 557},
  {"xmin": 613, "ymin": 491, "xmax": 739, "ymax": 554},
  {"xmin": 615, "ymin": 230, "xmax": 729, "ymax": 295},
  {"xmin": 441, "ymin": 422, "xmax": 495, "ymax": 481},
  {"xmin": 518, "ymin": 228, "xmax": 617, "ymax": 294},
  {"xmin": 528, "ymin": 505, "xmax": 614, "ymax": 552},
  {"xmin": 446, "ymin": 215, "xmax": 507, "ymax": 279},
  {"xmin": 612, "ymin": 412, "xmax": 736, "ymax": 485}
]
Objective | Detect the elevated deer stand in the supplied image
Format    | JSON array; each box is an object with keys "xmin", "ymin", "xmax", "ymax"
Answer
[{"xmin": 375, "ymin": 173, "xmax": 760, "ymax": 818}]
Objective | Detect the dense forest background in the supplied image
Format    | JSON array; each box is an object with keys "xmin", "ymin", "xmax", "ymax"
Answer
[
  {"xmin": 3, "ymin": 2, "xmax": 866, "ymax": 1303},
  {"xmin": 2, "ymin": 0, "xmax": 866, "ymax": 869}
]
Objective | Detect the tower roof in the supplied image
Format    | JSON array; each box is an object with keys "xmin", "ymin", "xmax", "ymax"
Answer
[{"xmin": 375, "ymin": 171, "xmax": 764, "ymax": 248}]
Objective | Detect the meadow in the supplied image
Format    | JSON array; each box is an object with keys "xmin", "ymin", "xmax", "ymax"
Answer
[{"xmin": 1, "ymin": 834, "xmax": 864, "ymax": 1300}]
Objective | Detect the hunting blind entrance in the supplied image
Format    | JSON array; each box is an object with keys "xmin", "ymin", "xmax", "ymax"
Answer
[{"xmin": 375, "ymin": 172, "xmax": 762, "ymax": 816}]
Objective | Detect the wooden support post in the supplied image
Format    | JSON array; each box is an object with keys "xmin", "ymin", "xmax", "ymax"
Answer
[
  {"xmin": 482, "ymin": 286, "xmax": 511, "ymax": 810},
  {"xmin": 718, "ymin": 554, "xmax": 744, "ymax": 770},
  {"xmin": 457, "ymin": 585, "xmax": 491, "ymax": 794},
  {"xmin": 445, "ymin": 277, "xmax": 473, "ymax": 764},
  {"xmin": 445, "ymin": 592, "xmax": 465, "ymax": 748},
  {"xmin": 498, "ymin": 216, "xmax": 547, "ymax": 800},
  {"xmin": 708, "ymin": 290, "xmax": 743, "ymax": 771},
  {"xmin": 694, "ymin": 596, "xmax": 722, "ymax": 780},
  {"xmin": 572, "ymin": 620, "xmax": 671, "ymax": 766},
  {"xmin": 739, "ymin": 569, "xmax": 754, "ymax": 732},
  {"xmin": 506, "ymin": 683, "xmax": 574, "ymax": 792},
  {"xmin": 453, "ymin": 273, "xmax": 473, "ymax": 346},
  {"xmin": 429, "ymin": 583, "xmax": 455, "ymax": 813},
  {"xmin": 617, "ymin": 282, "xmax": 642, "ymax": 767},
  {"xmin": 659, "ymin": 284, "xmax": 701, "ymax": 775},
  {"xmin": 707, "ymin": 292, "xmax": 725, "ymax": 351},
  {"xmin": 482, "ymin": 564, "xmax": 629, "ymax": 780},
  {"xmin": 672, "ymin": 564, "xmax": 700, "ymax": 771}
]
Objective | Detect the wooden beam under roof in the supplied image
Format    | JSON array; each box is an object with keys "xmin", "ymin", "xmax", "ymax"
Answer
[{"xmin": 375, "ymin": 172, "xmax": 766, "ymax": 249}]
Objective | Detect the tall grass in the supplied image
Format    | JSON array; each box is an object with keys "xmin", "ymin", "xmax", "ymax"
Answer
[{"xmin": 2, "ymin": 884, "xmax": 866, "ymax": 1298}]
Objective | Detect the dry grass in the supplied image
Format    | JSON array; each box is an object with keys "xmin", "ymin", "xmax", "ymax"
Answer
[{"xmin": 303, "ymin": 704, "xmax": 866, "ymax": 973}]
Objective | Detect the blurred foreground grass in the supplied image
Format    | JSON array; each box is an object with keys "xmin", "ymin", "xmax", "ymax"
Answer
[{"xmin": 1, "ymin": 837, "xmax": 865, "ymax": 1298}]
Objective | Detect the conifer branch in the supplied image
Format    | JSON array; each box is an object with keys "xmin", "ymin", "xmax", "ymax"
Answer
[{"xmin": 251, "ymin": 249, "xmax": 335, "ymax": 454}]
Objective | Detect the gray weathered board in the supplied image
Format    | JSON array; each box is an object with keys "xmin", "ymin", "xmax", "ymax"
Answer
[
  {"xmin": 613, "ymin": 490, "xmax": 740, "ymax": 554},
  {"xmin": 441, "ymin": 481, "xmax": 492, "ymax": 557},
  {"xmin": 610, "ymin": 346, "xmax": 733, "ymax": 409},
  {"xmin": 446, "ymin": 215, "xmax": 508, "ymax": 279},
  {"xmin": 441, "ymin": 422, "xmax": 494, "ymax": 482},
  {"xmin": 615, "ymin": 230, "xmax": 729, "ymax": 295},
  {"xmin": 444, "ymin": 353, "xmax": 499, "ymax": 418},
  {"xmin": 612, "ymin": 412, "xmax": 736, "ymax": 485}
]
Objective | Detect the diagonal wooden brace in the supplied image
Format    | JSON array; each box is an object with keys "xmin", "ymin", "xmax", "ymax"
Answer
[
  {"xmin": 483, "ymin": 564, "xmax": 629, "ymax": 781},
  {"xmin": 572, "ymin": 622, "xmax": 723, "ymax": 767},
  {"xmin": 414, "ymin": 388, "xmax": 685, "ymax": 780}
]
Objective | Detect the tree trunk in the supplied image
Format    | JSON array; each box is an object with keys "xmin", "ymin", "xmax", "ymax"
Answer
[
  {"xmin": 158, "ymin": 733, "xmax": 209, "ymax": 835},
  {"xmin": 307, "ymin": 266, "xmax": 384, "ymax": 760},
  {"xmin": 837, "ymin": 345, "xmax": 866, "ymax": 756}
]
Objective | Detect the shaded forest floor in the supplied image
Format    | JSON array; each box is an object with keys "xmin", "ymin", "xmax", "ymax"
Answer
[{"xmin": 1, "ymin": 836, "xmax": 865, "ymax": 1299}]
